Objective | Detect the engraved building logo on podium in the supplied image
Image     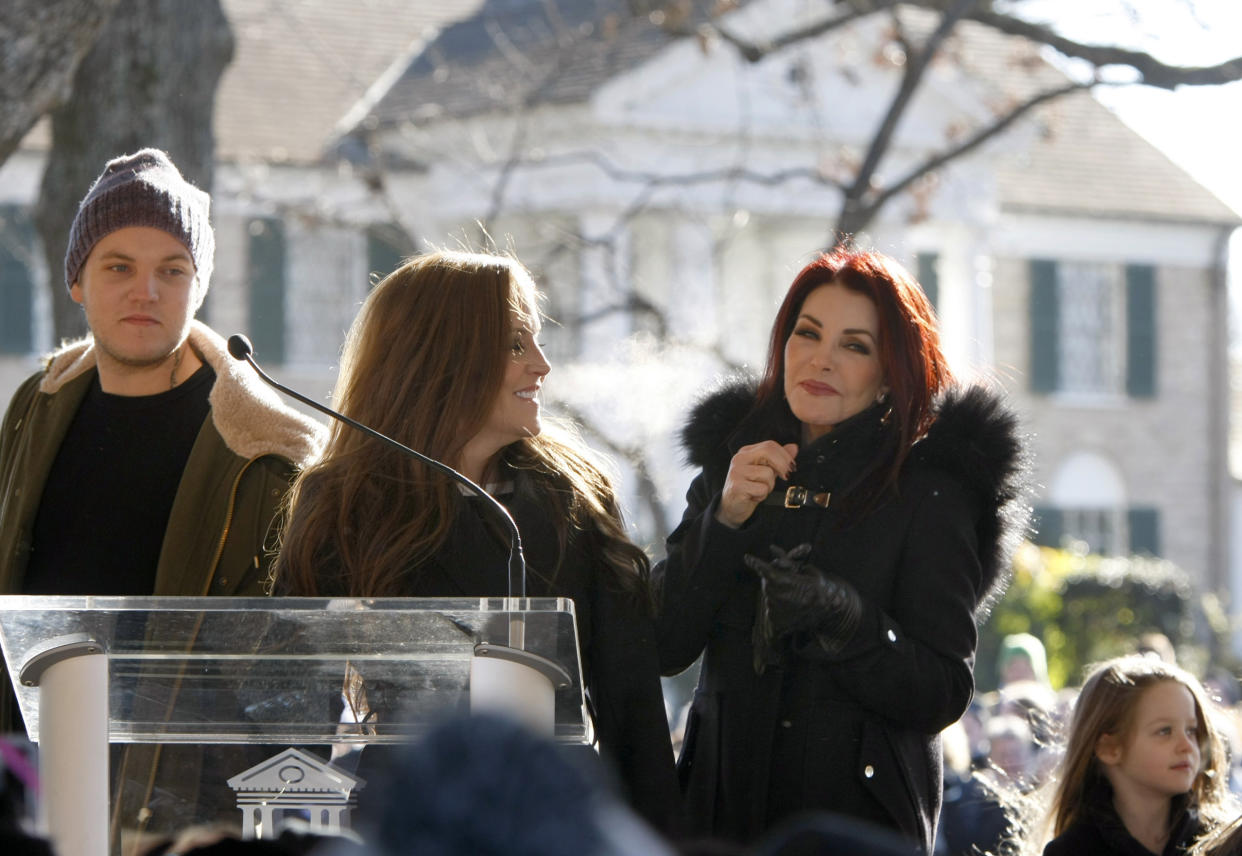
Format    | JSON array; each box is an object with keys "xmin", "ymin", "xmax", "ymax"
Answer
[{"xmin": 227, "ymin": 748, "xmax": 365, "ymax": 839}]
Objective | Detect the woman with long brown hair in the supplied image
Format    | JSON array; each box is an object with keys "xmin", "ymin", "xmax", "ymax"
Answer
[
  {"xmin": 273, "ymin": 249, "xmax": 678, "ymax": 833},
  {"xmin": 655, "ymin": 248, "xmax": 1029, "ymax": 849}
]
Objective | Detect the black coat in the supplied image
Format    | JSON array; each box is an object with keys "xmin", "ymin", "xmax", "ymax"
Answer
[
  {"xmin": 654, "ymin": 382, "xmax": 1028, "ymax": 850},
  {"xmin": 317, "ymin": 473, "xmax": 681, "ymax": 835},
  {"xmin": 1043, "ymin": 782, "xmax": 1199, "ymax": 856}
]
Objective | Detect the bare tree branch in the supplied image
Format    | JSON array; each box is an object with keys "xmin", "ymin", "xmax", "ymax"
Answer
[
  {"xmin": 498, "ymin": 149, "xmax": 846, "ymax": 191},
  {"xmin": 555, "ymin": 401, "xmax": 671, "ymax": 545},
  {"xmin": 957, "ymin": 4, "xmax": 1242, "ymax": 89},
  {"xmin": 710, "ymin": 0, "xmax": 1242, "ymax": 90},
  {"xmin": 858, "ymin": 79, "xmax": 1089, "ymax": 223},
  {"xmin": 837, "ymin": 0, "xmax": 980, "ymax": 240},
  {"xmin": 669, "ymin": 0, "xmax": 1242, "ymax": 240},
  {"xmin": 709, "ymin": 0, "xmax": 903, "ymax": 62},
  {"xmin": 480, "ymin": 120, "xmax": 531, "ymax": 238},
  {"xmin": 576, "ymin": 293, "xmax": 668, "ymax": 335},
  {"xmin": 0, "ymin": 0, "xmax": 120, "ymax": 165}
]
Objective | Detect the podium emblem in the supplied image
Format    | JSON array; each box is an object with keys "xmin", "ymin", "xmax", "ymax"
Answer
[{"xmin": 227, "ymin": 748, "xmax": 365, "ymax": 839}]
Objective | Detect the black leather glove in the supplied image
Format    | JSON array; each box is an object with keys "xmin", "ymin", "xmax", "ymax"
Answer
[{"xmin": 745, "ymin": 543, "xmax": 863, "ymax": 673}]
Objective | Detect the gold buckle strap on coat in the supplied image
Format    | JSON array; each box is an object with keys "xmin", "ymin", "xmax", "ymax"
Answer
[{"xmin": 764, "ymin": 485, "xmax": 830, "ymax": 509}]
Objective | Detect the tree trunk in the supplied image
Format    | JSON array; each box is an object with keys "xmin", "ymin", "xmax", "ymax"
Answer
[
  {"xmin": 0, "ymin": 0, "xmax": 120, "ymax": 166},
  {"xmin": 34, "ymin": 0, "xmax": 233, "ymax": 341}
]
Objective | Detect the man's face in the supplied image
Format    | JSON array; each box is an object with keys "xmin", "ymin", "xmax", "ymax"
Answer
[{"xmin": 71, "ymin": 226, "xmax": 201, "ymax": 372}]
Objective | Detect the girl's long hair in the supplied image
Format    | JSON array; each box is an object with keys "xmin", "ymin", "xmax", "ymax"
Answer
[
  {"xmin": 1190, "ymin": 814, "xmax": 1242, "ymax": 856},
  {"xmin": 1033, "ymin": 655, "xmax": 1234, "ymax": 848},
  {"xmin": 273, "ymin": 250, "xmax": 650, "ymax": 603},
  {"xmin": 750, "ymin": 248, "xmax": 951, "ymax": 508}
]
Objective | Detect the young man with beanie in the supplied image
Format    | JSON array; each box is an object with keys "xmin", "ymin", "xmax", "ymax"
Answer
[
  {"xmin": 0, "ymin": 150, "xmax": 326, "ymax": 839},
  {"xmin": 0, "ymin": 147, "xmax": 324, "ymax": 601}
]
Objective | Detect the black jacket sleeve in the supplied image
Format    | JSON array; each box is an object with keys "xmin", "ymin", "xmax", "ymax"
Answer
[
  {"xmin": 586, "ymin": 578, "xmax": 682, "ymax": 835},
  {"xmin": 652, "ymin": 470, "xmax": 773, "ymax": 676}
]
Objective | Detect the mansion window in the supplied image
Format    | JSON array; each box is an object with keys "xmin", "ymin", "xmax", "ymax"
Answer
[
  {"xmin": 1029, "ymin": 260, "xmax": 1155, "ymax": 399},
  {"xmin": 1032, "ymin": 506, "xmax": 1160, "ymax": 558},
  {"xmin": 1034, "ymin": 452, "xmax": 1159, "ymax": 558}
]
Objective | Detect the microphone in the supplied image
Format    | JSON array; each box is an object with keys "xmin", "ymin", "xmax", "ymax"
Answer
[{"xmin": 227, "ymin": 334, "xmax": 528, "ymax": 609}]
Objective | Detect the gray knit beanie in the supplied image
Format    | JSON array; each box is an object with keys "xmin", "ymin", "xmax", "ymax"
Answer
[{"xmin": 64, "ymin": 148, "xmax": 214, "ymax": 292}]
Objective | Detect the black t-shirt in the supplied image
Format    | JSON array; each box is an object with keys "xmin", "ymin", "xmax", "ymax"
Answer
[{"xmin": 22, "ymin": 364, "xmax": 215, "ymax": 595}]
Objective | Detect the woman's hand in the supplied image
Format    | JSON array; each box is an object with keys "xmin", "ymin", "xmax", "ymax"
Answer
[
  {"xmin": 715, "ymin": 441, "xmax": 799, "ymax": 528},
  {"xmin": 746, "ymin": 544, "xmax": 862, "ymax": 646}
]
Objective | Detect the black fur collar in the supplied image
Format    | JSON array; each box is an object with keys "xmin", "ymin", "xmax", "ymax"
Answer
[
  {"xmin": 680, "ymin": 376, "xmax": 759, "ymax": 471},
  {"xmin": 679, "ymin": 378, "xmax": 1032, "ymax": 613}
]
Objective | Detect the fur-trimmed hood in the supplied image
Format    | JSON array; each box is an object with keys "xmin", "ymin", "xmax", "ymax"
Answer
[
  {"xmin": 680, "ymin": 378, "xmax": 1032, "ymax": 613},
  {"xmin": 39, "ymin": 320, "xmax": 326, "ymax": 467}
]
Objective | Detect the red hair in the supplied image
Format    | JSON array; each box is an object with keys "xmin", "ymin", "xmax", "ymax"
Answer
[{"xmin": 755, "ymin": 248, "xmax": 952, "ymax": 494}]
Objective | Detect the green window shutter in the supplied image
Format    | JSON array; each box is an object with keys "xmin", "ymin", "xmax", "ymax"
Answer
[
  {"xmin": 1032, "ymin": 505, "xmax": 1063, "ymax": 549},
  {"xmin": 1127, "ymin": 507, "xmax": 1160, "ymax": 557},
  {"xmin": 248, "ymin": 218, "xmax": 286, "ymax": 364},
  {"xmin": 1029, "ymin": 260, "xmax": 1059, "ymax": 393},
  {"xmin": 916, "ymin": 252, "xmax": 939, "ymax": 311},
  {"xmin": 0, "ymin": 206, "xmax": 35, "ymax": 354},
  {"xmin": 1125, "ymin": 264, "xmax": 1156, "ymax": 398},
  {"xmin": 366, "ymin": 223, "xmax": 413, "ymax": 288}
]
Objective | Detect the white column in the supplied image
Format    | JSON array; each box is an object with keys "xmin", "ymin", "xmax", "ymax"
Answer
[
  {"xmin": 259, "ymin": 805, "xmax": 277, "ymax": 839},
  {"xmin": 577, "ymin": 212, "xmax": 632, "ymax": 360},
  {"xmin": 667, "ymin": 216, "xmax": 717, "ymax": 344},
  {"xmin": 931, "ymin": 224, "xmax": 995, "ymax": 375},
  {"xmin": 470, "ymin": 654, "xmax": 556, "ymax": 737},
  {"xmin": 971, "ymin": 247, "xmax": 996, "ymax": 371},
  {"xmin": 241, "ymin": 805, "xmax": 257, "ymax": 839},
  {"xmin": 30, "ymin": 641, "xmax": 108, "ymax": 856}
]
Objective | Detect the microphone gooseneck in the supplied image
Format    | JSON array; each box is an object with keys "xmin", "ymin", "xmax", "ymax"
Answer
[{"xmin": 228, "ymin": 334, "xmax": 528, "ymax": 606}]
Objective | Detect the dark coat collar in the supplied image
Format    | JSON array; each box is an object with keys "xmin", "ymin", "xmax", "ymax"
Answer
[
  {"xmin": 1081, "ymin": 777, "xmax": 1198, "ymax": 855},
  {"xmin": 679, "ymin": 377, "xmax": 1032, "ymax": 614}
]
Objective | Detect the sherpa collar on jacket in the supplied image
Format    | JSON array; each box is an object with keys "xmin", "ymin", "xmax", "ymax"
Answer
[
  {"xmin": 38, "ymin": 320, "xmax": 325, "ymax": 467},
  {"xmin": 679, "ymin": 377, "xmax": 1031, "ymax": 614}
]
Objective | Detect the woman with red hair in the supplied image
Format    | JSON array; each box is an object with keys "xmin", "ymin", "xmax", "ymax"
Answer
[{"xmin": 655, "ymin": 249, "xmax": 1029, "ymax": 850}]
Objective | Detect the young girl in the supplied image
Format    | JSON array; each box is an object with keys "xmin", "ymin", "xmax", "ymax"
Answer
[{"xmin": 1036, "ymin": 655, "xmax": 1234, "ymax": 856}]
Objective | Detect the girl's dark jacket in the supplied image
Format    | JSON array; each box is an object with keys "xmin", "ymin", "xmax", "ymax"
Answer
[
  {"xmin": 303, "ymin": 469, "xmax": 681, "ymax": 836},
  {"xmin": 654, "ymin": 381, "xmax": 1029, "ymax": 850},
  {"xmin": 1042, "ymin": 780, "xmax": 1199, "ymax": 856}
]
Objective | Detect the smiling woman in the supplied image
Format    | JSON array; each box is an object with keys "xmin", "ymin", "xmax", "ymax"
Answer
[
  {"xmin": 271, "ymin": 249, "xmax": 680, "ymax": 834},
  {"xmin": 653, "ymin": 247, "xmax": 1030, "ymax": 849},
  {"xmin": 782, "ymin": 283, "xmax": 887, "ymax": 444},
  {"xmin": 456, "ymin": 294, "xmax": 551, "ymax": 484}
]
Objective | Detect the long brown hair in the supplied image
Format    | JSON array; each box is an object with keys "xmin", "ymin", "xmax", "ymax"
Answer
[
  {"xmin": 1042, "ymin": 655, "xmax": 1233, "ymax": 843},
  {"xmin": 273, "ymin": 250, "xmax": 650, "ymax": 602},
  {"xmin": 1190, "ymin": 815, "xmax": 1242, "ymax": 856},
  {"xmin": 752, "ymin": 248, "xmax": 952, "ymax": 501}
]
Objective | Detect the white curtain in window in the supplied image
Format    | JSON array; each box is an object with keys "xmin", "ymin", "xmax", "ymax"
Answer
[{"xmin": 1057, "ymin": 262, "xmax": 1124, "ymax": 396}]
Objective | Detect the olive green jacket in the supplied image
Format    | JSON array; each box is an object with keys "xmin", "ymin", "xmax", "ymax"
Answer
[{"xmin": 0, "ymin": 321, "xmax": 326, "ymax": 730}]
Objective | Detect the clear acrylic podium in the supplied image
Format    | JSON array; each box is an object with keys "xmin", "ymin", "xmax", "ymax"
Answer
[{"xmin": 0, "ymin": 595, "xmax": 587, "ymax": 856}]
